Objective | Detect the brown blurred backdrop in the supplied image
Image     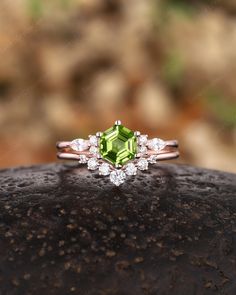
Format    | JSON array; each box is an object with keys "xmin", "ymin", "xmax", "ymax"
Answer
[{"xmin": 0, "ymin": 0, "xmax": 235, "ymax": 172}]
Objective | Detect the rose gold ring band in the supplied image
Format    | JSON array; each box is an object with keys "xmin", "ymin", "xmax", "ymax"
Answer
[
  {"xmin": 56, "ymin": 139, "xmax": 178, "ymax": 150},
  {"xmin": 57, "ymin": 139, "xmax": 179, "ymax": 161},
  {"xmin": 57, "ymin": 150, "xmax": 179, "ymax": 161}
]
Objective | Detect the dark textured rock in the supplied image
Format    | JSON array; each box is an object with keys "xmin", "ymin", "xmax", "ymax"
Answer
[{"xmin": 0, "ymin": 163, "xmax": 236, "ymax": 295}]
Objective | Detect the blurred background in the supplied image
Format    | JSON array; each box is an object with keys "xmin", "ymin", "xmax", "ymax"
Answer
[{"xmin": 0, "ymin": 0, "xmax": 235, "ymax": 172}]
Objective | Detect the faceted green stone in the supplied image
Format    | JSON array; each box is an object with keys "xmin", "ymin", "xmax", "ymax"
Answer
[{"xmin": 99, "ymin": 124, "xmax": 137, "ymax": 166}]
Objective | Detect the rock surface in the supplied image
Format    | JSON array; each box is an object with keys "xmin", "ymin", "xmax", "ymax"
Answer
[{"xmin": 0, "ymin": 163, "xmax": 236, "ymax": 295}]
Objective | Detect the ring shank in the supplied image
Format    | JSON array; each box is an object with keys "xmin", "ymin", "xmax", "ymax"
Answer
[
  {"xmin": 57, "ymin": 138, "xmax": 179, "ymax": 162},
  {"xmin": 57, "ymin": 151, "xmax": 179, "ymax": 161},
  {"xmin": 57, "ymin": 140, "xmax": 178, "ymax": 153}
]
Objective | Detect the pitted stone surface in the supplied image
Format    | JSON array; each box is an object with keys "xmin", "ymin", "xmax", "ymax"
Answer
[{"xmin": 0, "ymin": 163, "xmax": 236, "ymax": 295}]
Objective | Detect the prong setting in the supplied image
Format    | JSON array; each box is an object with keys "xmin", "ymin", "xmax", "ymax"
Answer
[
  {"xmin": 96, "ymin": 132, "xmax": 103, "ymax": 138},
  {"xmin": 115, "ymin": 120, "xmax": 122, "ymax": 126}
]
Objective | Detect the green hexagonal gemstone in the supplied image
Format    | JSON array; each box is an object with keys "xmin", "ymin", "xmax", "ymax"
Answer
[{"xmin": 99, "ymin": 124, "xmax": 137, "ymax": 166}]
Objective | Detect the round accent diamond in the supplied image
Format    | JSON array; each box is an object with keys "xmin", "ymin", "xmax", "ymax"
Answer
[
  {"xmin": 89, "ymin": 135, "xmax": 98, "ymax": 146},
  {"xmin": 147, "ymin": 138, "xmax": 166, "ymax": 151},
  {"xmin": 110, "ymin": 170, "xmax": 126, "ymax": 186},
  {"xmin": 148, "ymin": 155, "xmax": 158, "ymax": 164},
  {"xmin": 87, "ymin": 158, "xmax": 99, "ymax": 170},
  {"xmin": 89, "ymin": 146, "xmax": 98, "ymax": 155},
  {"xmin": 138, "ymin": 135, "xmax": 148, "ymax": 146},
  {"xmin": 138, "ymin": 145, "xmax": 147, "ymax": 155},
  {"xmin": 79, "ymin": 155, "xmax": 88, "ymax": 164},
  {"xmin": 70, "ymin": 139, "xmax": 89, "ymax": 152},
  {"xmin": 137, "ymin": 158, "xmax": 149, "ymax": 170},
  {"xmin": 125, "ymin": 163, "xmax": 137, "ymax": 176},
  {"xmin": 99, "ymin": 163, "xmax": 110, "ymax": 176}
]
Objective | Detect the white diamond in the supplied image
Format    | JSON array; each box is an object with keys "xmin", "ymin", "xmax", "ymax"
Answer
[
  {"xmin": 125, "ymin": 163, "xmax": 137, "ymax": 176},
  {"xmin": 148, "ymin": 155, "xmax": 158, "ymax": 164},
  {"xmin": 137, "ymin": 158, "xmax": 149, "ymax": 170},
  {"xmin": 87, "ymin": 158, "xmax": 99, "ymax": 170},
  {"xmin": 89, "ymin": 146, "xmax": 98, "ymax": 155},
  {"xmin": 70, "ymin": 139, "xmax": 89, "ymax": 152},
  {"xmin": 99, "ymin": 163, "xmax": 110, "ymax": 175},
  {"xmin": 138, "ymin": 135, "xmax": 148, "ymax": 146},
  {"xmin": 79, "ymin": 155, "xmax": 88, "ymax": 164},
  {"xmin": 147, "ymin": 138, "xmax": 166, "ymax": 151},
  {"xmin": 89, "ymin": 135, "xmax": 98, "ymax": 146},
  {"xmin": 138, "ymin": 145, "xmax": 147, "ymax": 155},
  {"xmin": 110, "ymin": 170, "xmax": 126, "ymax": 186}
]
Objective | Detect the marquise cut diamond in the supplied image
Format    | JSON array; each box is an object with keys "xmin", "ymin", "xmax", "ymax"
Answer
[
  {"xmin": 70, "ymin": 139, "xmax": 89, "ymax": 152},
  {"xmin": 147, "ymin": 138, "xmax": 166, "ymax": 151}
]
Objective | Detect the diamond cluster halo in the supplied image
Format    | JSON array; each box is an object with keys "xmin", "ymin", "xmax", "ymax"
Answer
[{"xmin": 56, "ymin": 120, "xmax": 179, "ymax": 186}]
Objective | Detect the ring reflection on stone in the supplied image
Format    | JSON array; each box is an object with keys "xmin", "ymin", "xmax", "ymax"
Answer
[{"xmin": 56, "ymin": 120, "xmax": 179, "ymax": 186}]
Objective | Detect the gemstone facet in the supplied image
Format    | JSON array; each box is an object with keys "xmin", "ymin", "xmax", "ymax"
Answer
[
  {"xmin": 125, "ymin": 163, "xmax": 137, "ymax": 176},
  {"xmin": 79, "ymin": 155, "xmax": 88, "ymax": 164},
  {"xmin": 138, "ymin": 135, "xmax": 148, "ymax": 146},
  {"xmin": 138, "ymin": 145, "xmax": 147, "ymax": 155},
  {"xmin": 89, "ymin": 135, "xmax": 98, "ymax": 146},
  {"xmin": 99, "ymin": 124, "xmax": 137, "ymax": 166},
  {"xmin": 89, "ymin": 146, "xmax": 98, "ymax": 155},
  {"xmin": 87, "ymin": 158, "xmax": 99, "ymax": 170},
  {"xmin": 137, "ymin": 158, "xmax": 149, "ymax": 170},
  {"xmin": 70, "ymin": 139, "xmax": 89, "ymax": 152},
  {"xmin": 110, "ymin": 170, "xmax": 126, "ymax": 186},
  {"xmin": 99, "ymin": 163, "xmax": 110, "ymax": 176},
  {"xmin": 148, "ymin": 155, "xmax": 158, "ymax": 164},
  {"xmin": 147, "ymin": 138, "xmax": 166, "ymax": 151}
]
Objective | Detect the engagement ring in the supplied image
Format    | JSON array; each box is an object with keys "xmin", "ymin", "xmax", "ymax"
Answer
[{"xmin": 56, "ymin": 120, "xmax": 179, "ymax": 186}]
